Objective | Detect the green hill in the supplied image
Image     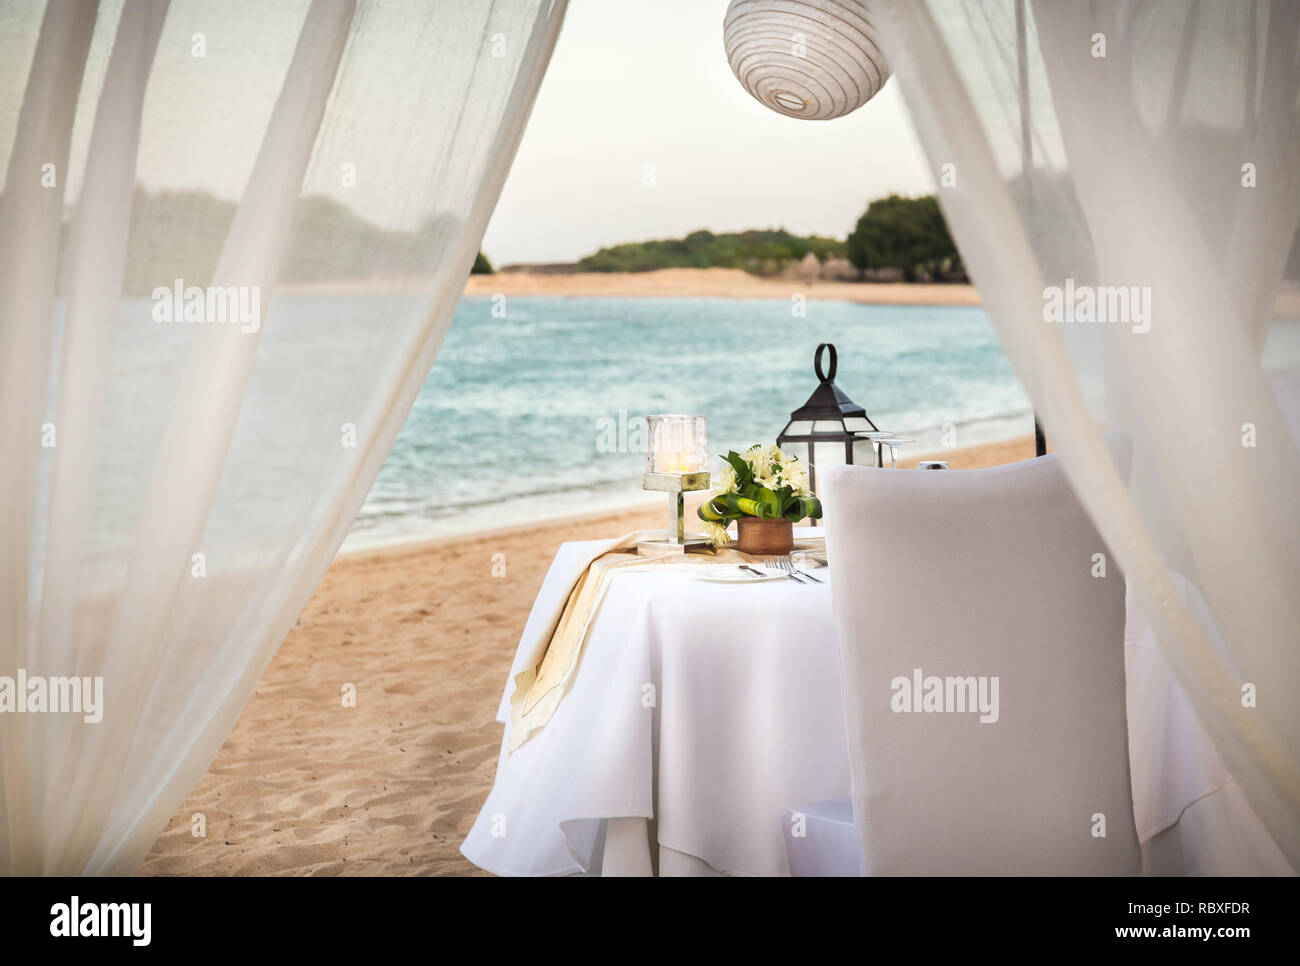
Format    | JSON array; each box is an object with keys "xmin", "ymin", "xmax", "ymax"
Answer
[{"xmin": 576, "ymin": 228, "xmax": 846, "ymax": 276}]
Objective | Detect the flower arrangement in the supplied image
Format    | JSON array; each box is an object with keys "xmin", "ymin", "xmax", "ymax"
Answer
[{"xmin": 697, "ymin": 443, "xmax": 822, "ymax": 547}]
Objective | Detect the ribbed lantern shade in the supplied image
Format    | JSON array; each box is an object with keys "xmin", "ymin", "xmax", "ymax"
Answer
[{"xmin": 723, "ymin": 0, "xmax": 891, "ymax": 120}]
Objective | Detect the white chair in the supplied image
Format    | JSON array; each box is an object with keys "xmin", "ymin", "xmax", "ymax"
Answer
[{"xmin": 788, "ymin": 451, "xmax": 1140, "ymax": 875}]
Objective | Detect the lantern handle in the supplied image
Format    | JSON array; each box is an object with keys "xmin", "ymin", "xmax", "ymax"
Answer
[{"xmin": 814, "ymin": 343, "xmax": 837, "ymax": 382}]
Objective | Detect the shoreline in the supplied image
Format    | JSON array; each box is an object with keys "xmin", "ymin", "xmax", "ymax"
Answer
[
  {"xmin": 338, "ymin": 431, "xmax": 1034, "ymax": 559},
  {"xmin": 276, "ymin": 267, "xmax": 982, "ymax": 306},
  {"xmin": 464, "ymin": 267, "xmax": 980, "ymax": 305},
  {"xmin": 337, "ymin": 497, "xmax": 660, "ymax": 562},
  {"xmin": 273, "ymin": 268, "xmax": 1300, "ymax": 318}
]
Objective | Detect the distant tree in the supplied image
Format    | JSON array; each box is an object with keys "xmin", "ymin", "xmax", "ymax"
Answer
[
  {"xmin": 847, "ymin": 194, "xmax": 965, "ymax": 282},
  {"xmin": 471, "ymin": 251, "xmax": 494, "ymax": 274},
  {"xmin": 913, "ymin": 195, "xmax": 964, "ymax": 282}
]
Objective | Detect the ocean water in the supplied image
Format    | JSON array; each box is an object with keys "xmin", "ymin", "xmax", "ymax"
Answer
[{"xmin": 346, "ymin": 295, "xmax": 1033, "ymax": 547}]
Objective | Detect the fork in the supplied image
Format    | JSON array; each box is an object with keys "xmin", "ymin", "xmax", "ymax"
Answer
[{"xmin": 767, "ymin": 556, "xmax": 822, "ymax": 583}]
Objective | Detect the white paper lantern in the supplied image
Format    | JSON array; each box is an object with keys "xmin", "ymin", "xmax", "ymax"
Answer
[{"xmin": 724, "ymin": 0, "xmax": 891, "ymax": 120}]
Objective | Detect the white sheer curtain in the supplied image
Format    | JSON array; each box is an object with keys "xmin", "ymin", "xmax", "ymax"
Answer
[
  {"xmin": 0, "ymin": 0, "xmax": 565, "ymax": 874},
  {"xmin": 876, "ymin": 0, "xmax": 1300, "ymax": 870}
]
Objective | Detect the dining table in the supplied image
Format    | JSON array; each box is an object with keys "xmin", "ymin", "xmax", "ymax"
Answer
[
  {"xmin": 461, "ymin": 527, "xmax": 847, "ymax": 876},
  {"xmin": 461, "ymin": 529, "xmax": 1289, "ymax": 876}
]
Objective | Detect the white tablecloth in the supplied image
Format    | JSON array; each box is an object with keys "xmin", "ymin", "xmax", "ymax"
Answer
[
  {"xmin": 462, "ymin": 530, "xmax": 1290, "ymax": 876},
  {"xmin": 461, "ymin": 528, "xmax": 847, "ymax": 876}
]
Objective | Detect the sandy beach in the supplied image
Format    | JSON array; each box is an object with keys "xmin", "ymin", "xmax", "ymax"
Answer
[
  {"xmin": 464, "ymin": 269, "xmax": 1300, "ymax": 318},
  {"xmin": 140, "ymin": 435, "xmax": 1036, "ymax": 876},
  {"xmin": 279, "ymin": 267, "xmax": 982, "ymax": 305},
  {"xmin": 463, "ymin": 267, "xmax": 982, "ymax": 305}
]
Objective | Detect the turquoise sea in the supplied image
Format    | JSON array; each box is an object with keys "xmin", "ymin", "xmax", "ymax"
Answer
[{"xmin": 347, "ymin": 295, "xmax": 1033, "ymax": 547}]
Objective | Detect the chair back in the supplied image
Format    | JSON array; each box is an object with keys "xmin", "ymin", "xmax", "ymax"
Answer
[{"xmin": 821, "ymin": 452, "xmax": 1140, "ymax": 874}]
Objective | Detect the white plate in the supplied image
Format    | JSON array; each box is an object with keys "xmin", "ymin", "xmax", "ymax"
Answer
[{"xmin": 693, "ymin": 565, "xmax": 785, "ymax": 583}]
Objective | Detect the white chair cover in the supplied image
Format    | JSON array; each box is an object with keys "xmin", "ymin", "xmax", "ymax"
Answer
[
  {"xmin": 821, "ymin": 453, "xmax": 1140, "ymax": 874},
  {"xmin": 783, "ymin": 798, "xmax": 861, "ymax": 877}
]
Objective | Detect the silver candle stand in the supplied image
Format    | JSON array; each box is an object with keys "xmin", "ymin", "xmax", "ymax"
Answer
[{"xmin": 636, "ymin": 470, "xmax": 712, "ymax": 554}]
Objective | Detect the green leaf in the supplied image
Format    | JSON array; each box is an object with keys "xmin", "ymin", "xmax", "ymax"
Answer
[
  {"xmin": 700, "ymin": 492, "xmax": 770, "ymax": 520},
  {"xmin": 724, "ymin": 450, "xmax": 752, "ymax": 488},
  {"xmin": 698, "ymin": 498, "xmax": 728, "ymax": 522},
  {"xmin": 782, "ymin": 494, "xmax": 822, "ymax": 521}
]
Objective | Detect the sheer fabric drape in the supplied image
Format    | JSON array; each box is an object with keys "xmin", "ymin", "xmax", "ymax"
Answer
[
  {"xmin": 876, "ymin": 0, "xmax": 1300, "ymax": 870},
  {"xmin": 0, "ymin": 0, "xmax": 565, "ymax": 874}
]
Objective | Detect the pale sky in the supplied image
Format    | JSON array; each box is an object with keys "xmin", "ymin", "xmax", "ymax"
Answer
[
  {"xmin": 480, "ymin": 0, "xmax": 936, "ymax": 266},
  {"xmin": 0, "ymin": 0, "xmax": 935, "ymax": 265}
]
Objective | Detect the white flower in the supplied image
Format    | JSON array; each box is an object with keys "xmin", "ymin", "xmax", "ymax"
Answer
[
  {"xmin": 742, "ymin": 443, "xmax": 810, "ymax": 494},
  {"xmin": 714, "ymin": 462, "xmax": 737, "ymax": 495},
  {"xmin": 745, "ymin": 443, "xmax": 781, "ymax": 487},
  {"xmin": 780, "ymin": 456, "xmax": 811, "ymax": 495},
  {"xmin": 701, "ymin": 520, "xmax": 731, "ymax": 547}
]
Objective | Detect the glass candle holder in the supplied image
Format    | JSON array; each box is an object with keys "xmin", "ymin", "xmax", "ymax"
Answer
[
  {"xmin": 640, "ymin": 414, "xmax": 710, "ymax": 554},
  {"xmin": 645, "ymin": 414, "xmax": 708, "ymax": 475}
]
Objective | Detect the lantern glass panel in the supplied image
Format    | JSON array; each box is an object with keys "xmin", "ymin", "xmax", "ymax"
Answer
[
  {"xmin": 852, "ymin": 436, "xmax": 877, "ymax": 467},
  {"xmin": 784, "ymin": 420, "xmax": 813, "ymax": 436},
  {"xmin": 812, "ymin": 439, "xmax": 849, "ymax": 479},
  {"xmin": 844, "ymin": 416, "xmax": 872, "ymax": 433}
]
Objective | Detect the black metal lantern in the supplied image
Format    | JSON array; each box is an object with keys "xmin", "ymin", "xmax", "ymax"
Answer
[{"xmin": 777, "ymin": 344, "xmax": 879, "ymax": 501}]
